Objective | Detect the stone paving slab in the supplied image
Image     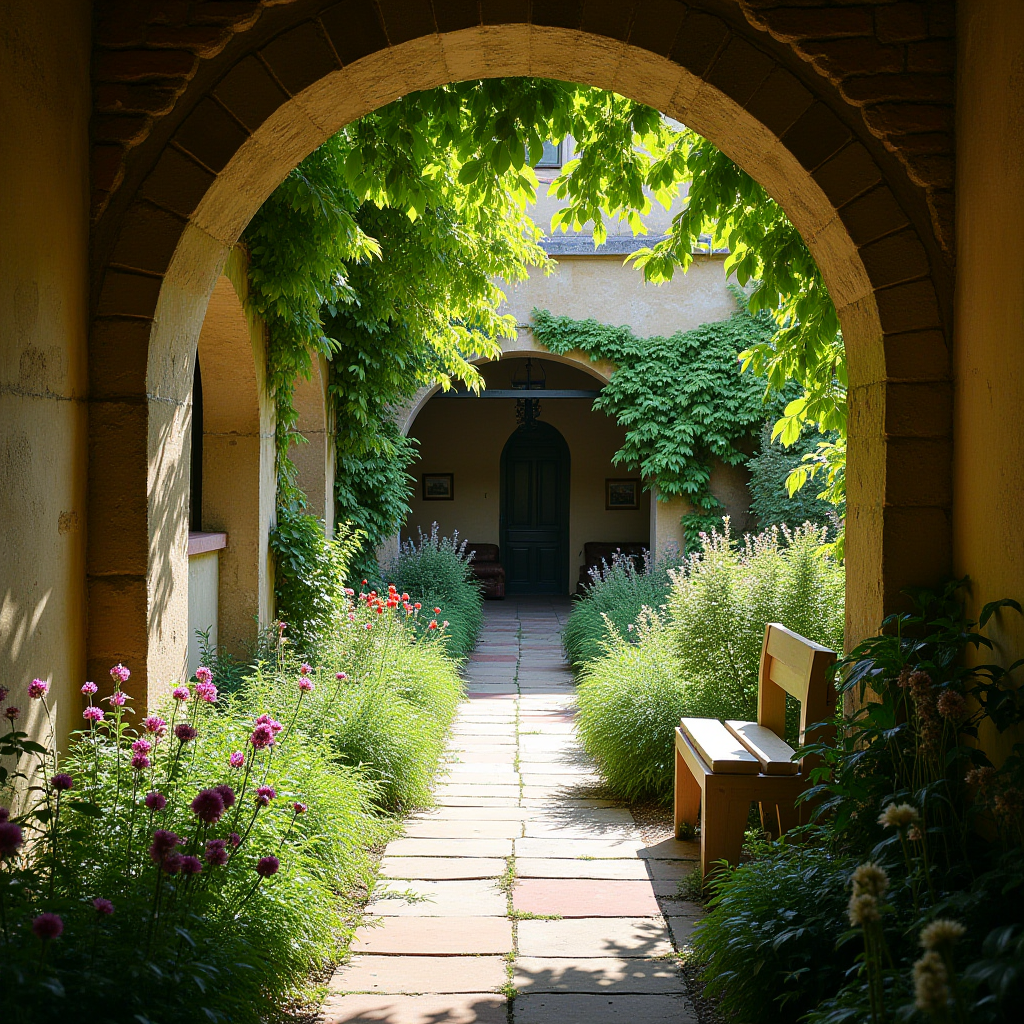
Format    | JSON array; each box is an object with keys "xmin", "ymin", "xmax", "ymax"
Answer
[
  {"xmin": 385, "ymin": 838, "xmax": 513, "ymax": 858},
  {"xmin": 514, "ymin": 957, "xmax": 685, "ymax": 994},
  {"xmin": 368, "ymin": 879, "xmax": 506, "ymax": 917},
  {"xmin": 517, "ymin": 918, "xmax": 674, "ymax": 958},
  {"xmin": 514, "ymin": 838, "xmax": 646, "ymax": 859},
  {"xmin": 513, "ymin": 879, "xmax": 662, "ymax": 918},
  {"xmin": 644, "ymin": 860, "xmax": 697, "ymax": 880},
  {"xmin": 515, "ymin": 858, "xmax": 654, "ymax": 880},
  {"xmin": 411, "ymin": 806, "xmax": 532, "ymax": 821},
  {"xmin": 353, "ymin": 917, "xmax": 512, "ymax": 955},
  {"xmin": 402, "ymin": 819, "xmax": 522, "ymax": 840},
  {"xmin": 322, "ymin": 993, "xmax": 507, "ymax": 1023},
  {"xmin": 522, "ymin": 823, "xmax": 640, "ymax": 841},
  {"xmin": 513, "ymin": 993, "xmax": 696, "ymax": 1023},
  {"xmin": 638, "ymin": 838, "xmax": 700, "ymax": 860},
  {"xmin": 435, "ymin": 796, "xmax": 523, "ymax": 808},
  {"xmin": 380, "ymin": 857, "xmax": 506, "ymax": 880},
  {"xmin": 434, "ymin": 784, "xmax": 521, "ymax": 797},
  {"xmin": 668, "ymin": 916, "xmax": 701, "ymax": 947},
  {"xmin": 334, "ymin": 954, "xmax": 507, "ymax": 994}
]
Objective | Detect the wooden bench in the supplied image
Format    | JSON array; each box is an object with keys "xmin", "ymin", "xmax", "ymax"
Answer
[{"xmin": 673, "ymin": 623, "xmax": 837, "ymax": 877}]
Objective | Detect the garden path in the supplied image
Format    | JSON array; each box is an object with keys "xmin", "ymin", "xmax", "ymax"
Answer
[{"xmin": 323, "ymin": 598, "xmax": 702, "ymax": 1023}]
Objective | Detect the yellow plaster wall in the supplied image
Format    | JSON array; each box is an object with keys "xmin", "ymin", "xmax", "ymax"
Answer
[
  {"xmin": 186, "ymin": 551, "xmax": 219, "ymax": 678},
  {"xmin": 954, "ymin": 0, "xmax": 1024, "ymax": 762},
  {"xmin": 0, "ymin": 3, "xmax": 90, "ymax": 759}
]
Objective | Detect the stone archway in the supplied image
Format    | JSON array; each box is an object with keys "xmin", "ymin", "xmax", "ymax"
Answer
[{"xmin": 87, "ymin": 11, "xmax": 952, "ymax": 704}]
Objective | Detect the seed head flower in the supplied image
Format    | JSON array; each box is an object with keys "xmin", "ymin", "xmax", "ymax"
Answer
[
  {"xmin": 908, "ymin": 825, "xmax": 924, "ymax": 842},
  {"xmin": 195, "ymin": 666, "xmax": 213, "ymax": 685},
  {"xmin": 92, "ymin": 898, "xmax": 114, "ymax": 916},
  {"xmin": 228, "ymin": 831, "xmax": 241, "ymax": 848},
  {"xmin": 191, "ymin": 789, "xmax": 226, "ymax": 825},
  {"xmin": 161, "ymin": 852, "xmax": 184, "ymax": 875},
  {"xmin": 144, "ymin": 791, "xmax": 167, "ymax": 812},
  {"xmin": 299, "ymin": 663, "xmax": 312, "ymax": 677},
  {"xmin": 110, "ymin": 664, "xmax": 130, "ymax": 684},
  {"xmin": 250, "ymin": 723, "xmax": 274, "ymax": 750},
  {"xmin": 149, "ymin": 829, "xmax": 183, "ymax": 864},
  {"xmin": 81, "ymin": 681, "xmax": 98, "ymax": 696},
  {"xmin": 180, "ymin": 855, "xmax": 203, "ymax": 876},
  {"xmin": 851, "ymin": 862, "xmax": 890, "ymax": 898},
  {"xmin": 914, "ymin": 950, "xmax": 950, "ymax": 1012},
  {"xmin": 107, "ymin": 691, "xmax": 127, "ymax": 707},
  {"xmin": 143, "ymin": 715, "xmax": 167, "ymax": 736},
  {"xmin": 848, "ymin": 892, "xmax": 880, "ymax": 926},
  {"xmin": 255, "ymin": 785, "xmax": 276, "ymax": 807},
  {"xmin": 229, "ymin": 750, "xmax": 245, "ymax": 768},
  {"xmin": 920, "ymin": 919, "xmax": 966, "ymax": 951},
  {"xmin": 4, "ymin": 706, "xmax": 20, "ymax": 721},
  {"xmin": 195, "ymin": 681, "xmax": 218, "ymax": 703},
  {"xmin": 336, "ymin": 672, "xmax": 348, "ymax": 682},
  {"xmin": 255, "ymin": 855, "xmax": 280, "ymax": 878},
  {"xmin": 132, "ymin": 738, "xmax": 152, "ymax": 755},
  {"xmin": 879, "ymin": 802, "xmax": 921, "ymax": 830},
  {"xmin": 205, "ymin": 838, "xmax": 228, "ymax": 866},
  {"xmin": 51, "ymin": 773, "xmax": 74, "ymax": 792},
  {"xmin": 174, "ymin": 723, "xmax": 197, "ymax": 744},
  {"xmin": 83, "ymin": 706, "xmax": 104, "ymax": 723},
  {"xmin": 0, "ymin": 821, "xmax": 24, "ymax": 858},
  {"xmin": 298, "ymin": 677, "xmax": 314, "ymax": 693},
  {"xmin": 937, "ymin": 689, "xmax": 968, "ymax": 722},
  {"xmin": 293, "ymin": 802, "xmax": 307, "ymax": 815},
  {"xmin": 171, "ymin": 686, "xmax": 190, "ymax": 702},
  {"xmin": 131, "ymin": 753, "xmax": 151, "ymax": 771},
  {"xmin": 28, "ymin": 679, "xmax": 49, "ymax": 700},
  {"xmin": 214, "ymin": 784, "xmax": 236, "ymax": 809},
  {"xmin": 32, "ymin": 913, "xmax": 63, "ymax": 941}
]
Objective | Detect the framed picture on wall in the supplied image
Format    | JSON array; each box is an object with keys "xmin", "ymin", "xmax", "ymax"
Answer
[
  {"xmin": 422, "ymin": 473, "xmax": 454, "ymax": 501},
  {"xmin": 606, "ymin": 478, "xmax": 640, "ymax": 510}
]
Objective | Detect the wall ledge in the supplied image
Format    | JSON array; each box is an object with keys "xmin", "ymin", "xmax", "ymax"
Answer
[{"xmin": 188, "ymin": 531, "xmax": 227, "ymax": 556}]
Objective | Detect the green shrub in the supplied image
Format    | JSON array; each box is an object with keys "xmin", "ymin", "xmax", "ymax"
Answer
[
  {"xmin": 562, "ymin": 548, "xmax": 678, "ymax": 669},
  {"xmin": 377, "ymin": 524, "xmax": 483, "ymax": 659}
]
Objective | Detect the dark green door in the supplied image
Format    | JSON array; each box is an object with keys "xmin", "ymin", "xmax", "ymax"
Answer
[{"xmin": 500, "ymin": 421, "xmax": 570, "ymax": 595}]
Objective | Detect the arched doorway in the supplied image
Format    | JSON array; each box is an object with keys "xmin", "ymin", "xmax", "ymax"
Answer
[{"xmin": 500, "ymin": 418, "xmax": 571, "ymax": 596}]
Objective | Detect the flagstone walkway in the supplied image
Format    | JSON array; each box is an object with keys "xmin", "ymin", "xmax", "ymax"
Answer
[{"xmin": 322, "ymin": 598, "xmax": 702, "ymax": 1023}]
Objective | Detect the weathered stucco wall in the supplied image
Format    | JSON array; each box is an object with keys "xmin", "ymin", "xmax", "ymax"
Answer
[
  {"xmin": 0, "ymin": 3, "xmax": 91, "ymax": 758},
  {"xmin": 292, "ymin": 354, "xmax": 335, "ymax": 537},
  {"xmin": 954, "ymin": 0, "xmax": 1024, "ymax": 763}
]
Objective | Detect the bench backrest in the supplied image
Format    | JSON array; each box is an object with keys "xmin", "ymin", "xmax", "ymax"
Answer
[{"xmin": 757, "ymin": 623, "xmax": 837, "ymax": 758}]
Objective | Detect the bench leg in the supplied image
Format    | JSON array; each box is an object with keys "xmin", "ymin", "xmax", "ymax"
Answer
[
  {"xmin": 674, "ymin": 744, "xmax": 701, "ymax": 840},
  {"xmin": 701, "ymin": 784, "xmax": 749, "ymax": 879}
]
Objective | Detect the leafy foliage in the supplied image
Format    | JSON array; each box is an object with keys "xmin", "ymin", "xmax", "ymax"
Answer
[{"xmin": 532, "ymin": 305, "xmax": 776, "ymax": 536}]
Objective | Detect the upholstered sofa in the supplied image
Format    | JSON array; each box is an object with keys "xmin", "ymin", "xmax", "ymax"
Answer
[
  {"xmin": 467, "ymin": 543, "xmax": 506, "ymax": 599},
  {"xmin": 576, "ymin": 542, "xmax": 649, "ymax": 594}
]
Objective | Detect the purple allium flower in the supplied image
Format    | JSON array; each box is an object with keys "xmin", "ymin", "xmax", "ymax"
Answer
[
  {"xmin": 144, "ymin": 791, "xmax": 167, "ymax": 812},
  {"xmin": 229, "ymin": 750, "xmax": 245, "ymax": 768},
  {"xmin": 228, "ymin": 832, "xmax": 241, "ymax": 848},
  {"xmin": 28, "ymin": 679, "xmax": 49, "ymax": 700},
  {"xmin": 83, "ymin": 706, "xmax": 104, "ymax": 723},
  {"xmin": 51, "ymin": 773, "xmax": 74, "ymax": 792},
  {"xmin": 179, "ymin": 855, "xmax": 203, "ymax": 876},
  {"xmin": 148, "ymin": 829, "xmax": 182, "ymax": 864},
  {"xmin": 190, "ymin": 788, "xmax": 225, "ymax": 825},
  {"xmin": 131, "ymin": 738, "xmax": 152, "ymax": 755},
  {"xmin": 174, "ymin": 723, "xmax": 197, "ymax": 744},
  {"xmin": 107, "ymin": 691, "xmax": 127, "ymax": 707},
  {"xmin": 161, "ymin": 852, "xmax": 184, "ymax": 875},
  {"xmin": 250, "ymin": 723, "xmax": 274, "ymax": 750},
  {"xmin": 131, "ymin": 753, "xmax": 151, "ymax": 771},
  {"xmin": 293, "ymin": 802, "xmax": 307, "ymax": 815},
  {"xmin": 32, "ymin": 913, "xmax": 63, "ymax": 940},
  {"xmin": 255, "ymin": 855, "xmax": 280, "ymax": 878},
  {"xmin": 81, "ymin": 681, "xmax": 98, "ymax": 696},
  {"xmin": 142, "ymin": 715, "xmax": 167, "ymax": 736},
  {"xmin": 110, "ymin": 664, "xmax": 130, "ymax": 684},
  {"xmin": 0, "ymin": 821, "xmax": 24, "ymax": 858},
  {"xmin": 299, "ymin": 663, "xmax": 312, "ymax": 677},
  {"xmin": 255, "ymin": 786, "xmax": 276, "ymax": 807},
  {"xmin": 297, "ymin": 677, "xmax": 314, "ymax": 693},
  {"xmin": 0, "ymin": 687, "xmax": 7, "ymax": 703},
  {"xmin": 171, "ymin": 686, "xmax": 190, "ymax": 702},
  {"xmin": 335, "ymin": 672, "xmax": 348, "ymax": 681},
  {"xmin": 92, "ymin": 898, "xmax": 114, "ymax": 916},
  {"xmin": 195, "ymin": 681, "xmax": 218, "ymax": 703},
  {"xmin": 255, "ymin": 713, "xmax": 283, "ymax": 735},
  {"xmin": 195, "ymin": 666, "xmax": 213, "ymax": 685},
  {"xmin": 204, "ymin": 838, "xmax": 228, "ymax": 867},
  {"xmin": 214, "ymin": 784, "xmax": 235, "ymax": 809},
  {"xmin": 4, "ymin": 707, "xmax": 19, "ymax": 721}
]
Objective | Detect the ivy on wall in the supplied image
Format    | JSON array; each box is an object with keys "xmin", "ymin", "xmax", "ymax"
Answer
[{"xmin": 532, "ymin": 303, "xmax": 780, "ymax": 538}]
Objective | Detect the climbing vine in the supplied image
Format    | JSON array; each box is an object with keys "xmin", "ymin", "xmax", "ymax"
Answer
[{"xmin": 531, "ymin": 304, "xmax": 781, "ymax": 538}]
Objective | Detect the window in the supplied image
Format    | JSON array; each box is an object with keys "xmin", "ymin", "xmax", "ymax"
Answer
[{"xmin": 534, "ymin": 139, "xmax": 563, "ymax": 169}]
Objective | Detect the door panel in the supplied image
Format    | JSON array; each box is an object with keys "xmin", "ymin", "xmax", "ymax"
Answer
[{"xmin": 536, "ymin": 460, "xmax": 558, "ymax": 526}]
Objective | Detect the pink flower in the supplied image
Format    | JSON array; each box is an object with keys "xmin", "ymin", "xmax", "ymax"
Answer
[
  {"xmin": 180, "ymin": 855, "xmax": 203, "ymax": 876},
  {"xmin": 106, "ymin": 691, "xmax": 127, "ymax": 707},
  {"xmin": 32, "ymin": 913, "xmax": 63, "ymax": 940},
  {"xmin": 81, "ymin": 681, "xmax": 98, "ymax": 696},
  {"xmin": 144, "ymin": 791, "xmax": 166, "ymax": 812},
  {"xmin": 171, "ymin": 686, "xmax": 190, "ymax": 702},
  {"xmin": 214, "ymin": 784, "xmax": 236, "ymax": 810},
  {"xmin": 228, "ymin": 832, "xmax": 241, "ymax": 848},
  {"xmin": 229, "ymin": 750, "xmax": 245, "ymax": 768},
  {"xmin": 50, "ymin": 774, "xmax": 74, "ymax": 792},
  {"xmin": 143, "ymin": 715, "xmax": 167, "ymax": 736},
  {"xmin": 27, "ymin": 679, "xmax": 49, "ymax": 700},
  {"xmin": 255, "ymin": 786, "xmax": 276, "ymax": 807},
  {"xmin": 161, "ymin": 852, "xmax": 184, "ymax": 875},
  {"xmin": 174, "ymin": 723, "xmax": 197, "ymax": 744},
  {"xmin": 347, "ymin": 612, "xmax": 356, "ymax": 622},
  {"xmin": 132, "ymin": 738, "xmax": 152, "ymax": 755},
  {"xmin": 442, "ymin": 620, "xmax": 449, "ymax": 628},
  {"xmin": 0, "ymin": 687, "xmax": 7, "ymax": 703},
  {"xmin": 83, "ymin": 706, "xmax": 104, "ymax": 723},
  {"xmin": 250, "ymin": 723, "xmax": 274, "ymax": 750},
  {"xmin": 0, "ymin": 821, "xmax": 24, "ymax": 858},
  {"xmin": 195, "ymin": 681, "xmax": 218, "ymax": 703},
  {"xmin": 299, "ymin": 663, "xmax": 312, "ymax": 677},
  {"xmin": 148, "ymin": 829, "xmax": 183, "ymax": 865},
  {"xmin": 255, "ymin": 713, "xmax": 283, "ymax": 735},
  {"xmin": 255, "ymin": 855, "xmax": 280, "ymax": 878},
  {"xmin": 191, "ymin": 789, "xmax": 225, "ymax": 825},
  {"xmin": 130, "ymin": 753, "xmax": 150, "ymax": 771},
  {"xmin": 364, "ymin": 622, "xmax": 372, "ymax": 631},
  {"xmin": 298, "ymin": 678, "xmax": 314, "ymax": 693},
  {"xmin": 293, "ymin": 802, "xmax": 307, "ymax": 815},
  {"xmin": 204, "ymin": 838, "xmax": 228, "ymax": 866},
  {"xmin": 110, "ymin": 664, "xmax": 130, "ymax": 684},
  {"xmin": 195, "ymin": 666, "xmax": 213, "ymax": 685},
  {"xmin": 5, "ymin": 706, "xmax": 20, "ymax": 721},
  {"xmin": 335, "ymin": 672, "xmax": 348, "ymax": 681},
  {"xmin": 92, "ymin": 898, "xmax": 114, "ymax": 916}
]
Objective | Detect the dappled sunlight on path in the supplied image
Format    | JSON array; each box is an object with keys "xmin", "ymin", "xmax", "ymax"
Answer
[{"xmin": 322, "ymin": 598, "xmax": 702, "ymax": 1023}]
